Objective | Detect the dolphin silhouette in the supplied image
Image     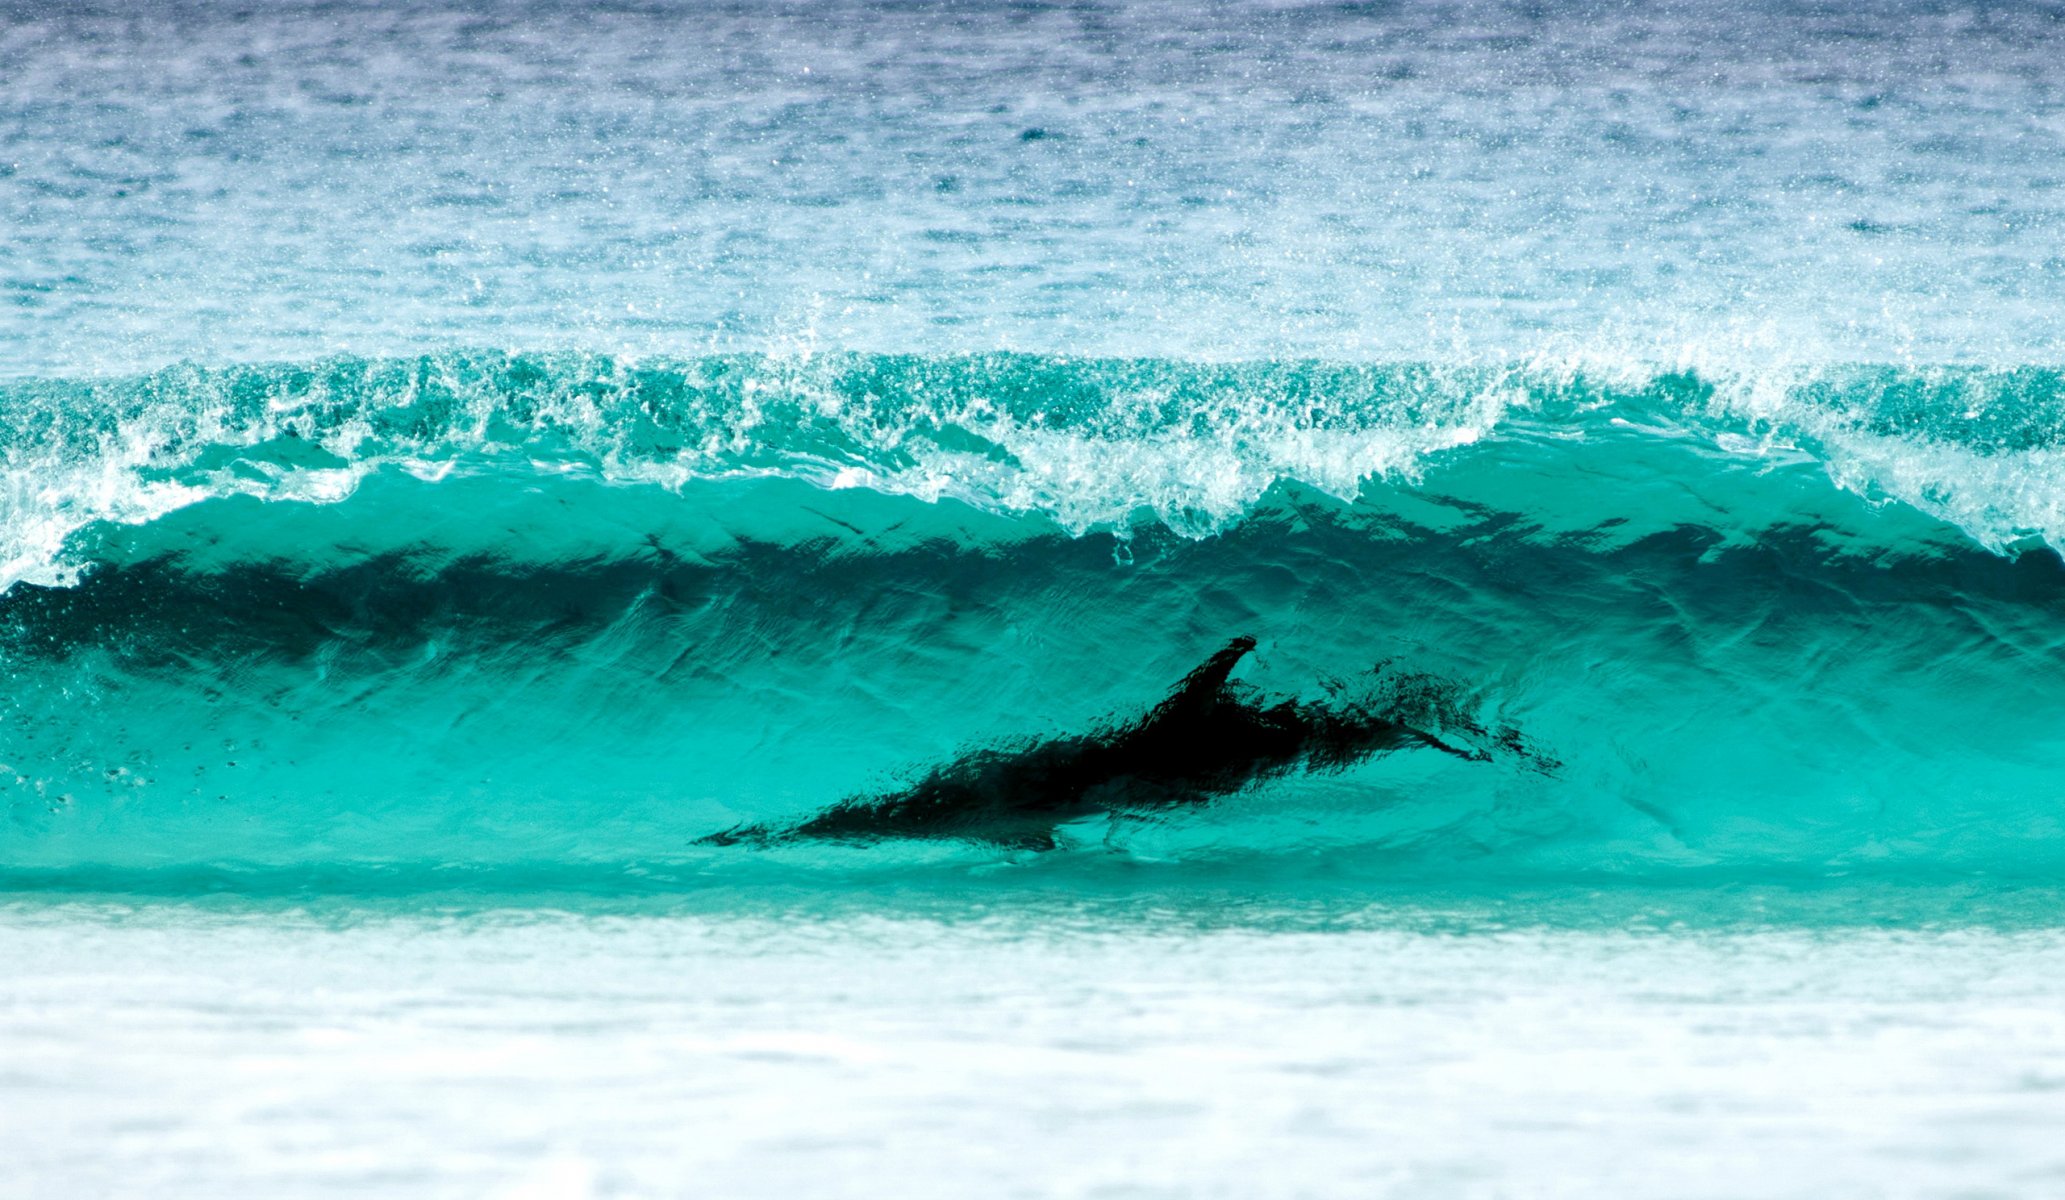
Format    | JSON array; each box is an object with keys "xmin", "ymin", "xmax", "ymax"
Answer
[{"xmin": 701, "ymin": 636, "xmax": 1549, "ymax": 850}]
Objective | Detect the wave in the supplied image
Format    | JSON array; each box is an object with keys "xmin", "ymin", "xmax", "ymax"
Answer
[
  {"xmin": 6, "ymin": 351, "xmax": 2065, "ymax": 891},
  {"xmin": 7, "ymin": 351, "xmax": 2065, "ymax": 595}
]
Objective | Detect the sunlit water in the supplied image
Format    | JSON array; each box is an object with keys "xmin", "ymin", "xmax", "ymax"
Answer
[
  {"xmin": 9, "ymin": 898, "xmax": 2065, "ymax": 1199},
  {"xmin": 5, "ymin": 1, "xmax": 2065, "ymax": 1193}
]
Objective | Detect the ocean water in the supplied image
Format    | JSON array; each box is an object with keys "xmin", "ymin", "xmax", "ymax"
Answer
[{"xmin": 4, "ymin": 1, "xmax": 2065, "ymax": 1195}]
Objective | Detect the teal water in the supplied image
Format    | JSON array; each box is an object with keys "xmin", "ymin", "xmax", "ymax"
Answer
[
  {"xmin": 6, "ymin": 2, "xmax": 2065, "ymax": 1194},
  {"xmin": 7, "ymin": 352, "xmax": 2065, "ymax": 892}
]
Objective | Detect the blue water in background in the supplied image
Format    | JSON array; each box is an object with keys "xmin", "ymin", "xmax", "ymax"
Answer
[{"xmin": 3, "ymin": 0, "xmax": 2060, "ymax": 372}]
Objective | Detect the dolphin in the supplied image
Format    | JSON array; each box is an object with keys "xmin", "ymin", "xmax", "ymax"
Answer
[{"xmin": 700, "ymin": 636, "xmax": 1549, "ymax": 850}]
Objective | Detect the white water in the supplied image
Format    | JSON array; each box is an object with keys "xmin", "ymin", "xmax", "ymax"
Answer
[{"xmin": 7, "ymin": 903, "xmax": 2065, "ymax": 1199}]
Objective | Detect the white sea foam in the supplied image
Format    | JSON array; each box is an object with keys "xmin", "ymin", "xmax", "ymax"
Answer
[
  {"xmin": 4, "ymin": 351, "xmax": 2064, "ymax": 593},
  {"xmin": 7, "ymin": 904, "xmax": 2065, "ymax": 1200}
]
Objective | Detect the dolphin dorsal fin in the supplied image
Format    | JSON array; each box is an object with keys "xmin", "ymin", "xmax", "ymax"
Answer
[{"xmin": 1159, "ymin": 636, "xmax": 1257, "ymax": 712}]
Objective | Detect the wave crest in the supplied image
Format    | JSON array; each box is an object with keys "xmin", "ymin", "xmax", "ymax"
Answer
[{"xmin": 6, "ymin": 351, "xmax": 2065, "ymax": 592}]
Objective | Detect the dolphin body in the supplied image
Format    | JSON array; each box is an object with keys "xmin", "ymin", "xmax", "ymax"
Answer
[{"xmin": 701, "ymin": 636, "xmax": 1546, "ymax": 850}]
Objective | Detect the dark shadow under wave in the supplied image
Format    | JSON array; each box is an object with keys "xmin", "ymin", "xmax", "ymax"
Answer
[
  {"xmin": 7, "ymin": 472, "xmax": 2065, "ymax": 881},
  {"xmin": 7, "ymin": 475, "xmax": 2065, "ymax": 666}
]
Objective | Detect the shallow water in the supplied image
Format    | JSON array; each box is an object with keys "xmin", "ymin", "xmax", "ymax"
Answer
[{"xmin": 8, "ymin": 898, "xmax": 2065, "ymax": 1199}]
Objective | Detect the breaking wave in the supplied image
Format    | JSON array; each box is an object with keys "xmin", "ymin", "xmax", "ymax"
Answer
[
  {"xmin": 6, "ymin": 350, "xmax": 2065, "ymax": 893},
  {"xmin": 8, "ymin": 351, "xmax": 2065, "ymax": 592}
]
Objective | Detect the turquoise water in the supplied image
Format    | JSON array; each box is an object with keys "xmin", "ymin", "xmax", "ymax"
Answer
[
  {"xmin": 5, "ymin": 1, "xmax": 2065, "ymax": 1194},
  {"xmin": 7, "ymin": 352, "xmax": 2065, "ymax": 888}
]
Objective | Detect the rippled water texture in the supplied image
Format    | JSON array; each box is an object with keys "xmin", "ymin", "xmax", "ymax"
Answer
[
  {"xmin": 8, "ymin": 353, "xmax": 2065, "ymax": 885},
  {"xmin": 2, "ymin": 0, "xmax": 2061, "ymax": 369}
]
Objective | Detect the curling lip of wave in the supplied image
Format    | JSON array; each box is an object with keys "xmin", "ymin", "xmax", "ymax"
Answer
[{"xmin": 7, "ymin": 351, "xmax": 2065, "ymax": 594}]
